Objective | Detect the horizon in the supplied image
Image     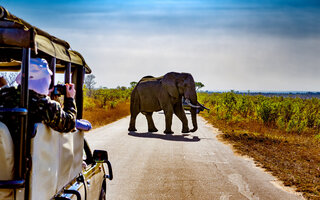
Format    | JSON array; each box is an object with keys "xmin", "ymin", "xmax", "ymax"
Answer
[
  {"xmin": 200, "ymin": 90, "xmax": 320, "ymax": 93},
  {"xmin": 2, "ymin": 1, "xmax": 320, "ymax": 91}
]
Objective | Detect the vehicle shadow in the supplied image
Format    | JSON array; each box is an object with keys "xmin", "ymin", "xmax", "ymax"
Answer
[{"xmin": 128, "ymin": 132, "xmax": 200, "ymax": 142}]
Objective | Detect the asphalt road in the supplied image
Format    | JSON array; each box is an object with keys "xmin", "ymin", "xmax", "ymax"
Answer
[{"xmin": 85, "ymin": 112, "xmax": 304, "ymax": 200}]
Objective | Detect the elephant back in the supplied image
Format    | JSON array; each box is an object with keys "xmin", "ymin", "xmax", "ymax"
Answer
[{"xmin": 139, "ymin": 75, "xmax": 163, "ymax": 84}]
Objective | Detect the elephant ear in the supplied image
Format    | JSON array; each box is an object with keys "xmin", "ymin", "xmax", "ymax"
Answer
[{"xmin": 162, "ymin": 72, "xmax": 179, "ymax": 99}]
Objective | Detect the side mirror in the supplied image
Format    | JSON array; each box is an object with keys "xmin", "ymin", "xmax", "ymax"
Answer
[
  {"xmin": 93, "ymin": 150, "xmax": 108, "ymax": 163},
  {"xmin": 93, "ymin": 150, "xmax": 113, "ymax": 180}
]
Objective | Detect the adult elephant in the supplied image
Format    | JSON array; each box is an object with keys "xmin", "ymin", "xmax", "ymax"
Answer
[{"xmin": 128, "ymin": 72, "xmax": 205, "ymax": 134}]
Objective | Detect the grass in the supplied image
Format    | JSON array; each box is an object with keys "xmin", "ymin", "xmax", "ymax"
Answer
[
  {"xmin": 201, "ymin": 114, "xmax": 320, "ymax": 199},
  {"xmin": 83, "ymin": 101, "xmax": 130, "ymax": 128}
]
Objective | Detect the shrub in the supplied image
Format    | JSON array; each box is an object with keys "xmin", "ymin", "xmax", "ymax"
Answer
[
  {"xmin": 83, "ymin": 86, "xmax": 131, "ymax": 128},
  {"xmin": 198, "ymin": 92, "xmax": 320, "ymax": 135}
]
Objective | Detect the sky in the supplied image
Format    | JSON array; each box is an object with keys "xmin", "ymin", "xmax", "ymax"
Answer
[{"xmin": 1, "ymin": 0, "xmax": 320, "ymax": 91}]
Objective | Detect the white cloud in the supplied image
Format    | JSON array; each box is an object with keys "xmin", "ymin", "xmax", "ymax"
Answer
[{"xmin": 54, "ymin": 27, "xmax": 320, "ymax": 91}]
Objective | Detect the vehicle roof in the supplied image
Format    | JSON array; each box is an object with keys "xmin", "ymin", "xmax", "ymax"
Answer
[{"xmin": 0, "ymin": 6, "xmax": 91, "ymax": 74}]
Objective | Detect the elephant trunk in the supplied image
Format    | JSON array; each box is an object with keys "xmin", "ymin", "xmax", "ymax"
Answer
[{"xmin": 190, "ymin": 107, "xmax": 198, "ymax": 132}]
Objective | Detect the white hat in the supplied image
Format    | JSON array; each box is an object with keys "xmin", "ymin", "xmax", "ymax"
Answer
[{"xmin": 16, "ymin": 58, "xmax": 53, "ymax": 95}]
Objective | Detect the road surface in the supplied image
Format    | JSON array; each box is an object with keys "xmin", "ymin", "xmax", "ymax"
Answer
[{"xmin": 85, "ymin": 112, "xmax": 304, "ymax": 200}]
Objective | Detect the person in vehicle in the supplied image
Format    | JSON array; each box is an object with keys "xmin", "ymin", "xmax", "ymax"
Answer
[{"xmin": 0, "ymin": 58, "xmax": 77, "ymax": 144}]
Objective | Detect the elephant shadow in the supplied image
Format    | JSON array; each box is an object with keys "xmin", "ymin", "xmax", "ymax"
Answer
[
  {"xmin": 157, "ymin": 111, "xmax": 191, "ymax": 115},
  {"xmin": 128, "ymin": 132, "xmax": 200, "ymax": 142}
]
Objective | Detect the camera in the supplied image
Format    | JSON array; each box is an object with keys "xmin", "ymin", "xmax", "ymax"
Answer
[{"xmin": 53, "ymin": 84, "xmax": 66, "ymax": 96}]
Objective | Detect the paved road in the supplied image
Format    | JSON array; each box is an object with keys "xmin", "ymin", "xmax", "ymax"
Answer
[{"xmin": 85, "ymin": 112, "xmax": 304, "ymax": 200}]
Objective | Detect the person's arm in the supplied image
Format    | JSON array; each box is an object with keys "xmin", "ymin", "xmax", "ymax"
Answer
[
  {"xmin": 40, "ymin": 97, "xmax": 77, "ymax": 132},
  {"xmin": 38, "ymin": 84, "xmax": 77, "ymax": 132}
]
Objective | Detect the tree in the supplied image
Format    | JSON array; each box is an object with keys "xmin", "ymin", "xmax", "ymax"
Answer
[
  {"xmin": 195, "ymin": 82, "xmax": 204, "ymax": 91},
  {"xmin": 130, "ymin": 81, "xmax": 137, "ymax": 88},
  {"xmin": 84, "ymin": 74, "xmax": 96, "ymax": 97}
]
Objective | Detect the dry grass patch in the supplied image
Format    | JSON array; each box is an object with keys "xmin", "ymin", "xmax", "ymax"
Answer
[{"xmin": 83, "ymin": 101, "xmax": 130, "ymax": 128}]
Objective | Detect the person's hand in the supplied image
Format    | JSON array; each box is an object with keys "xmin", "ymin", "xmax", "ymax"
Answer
[
  {"xmin": 66, "ymin": 83, "xmax": 76, "ymax": 98},
  {"xmin": 0, "ymin": 76, "xmax": 7, "ymax": 87},
  {"xmin": 48, "ymin": 87, "xmax": 54, "ymax": 96}
]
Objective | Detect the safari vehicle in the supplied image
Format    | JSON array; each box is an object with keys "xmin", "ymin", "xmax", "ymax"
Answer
[{"xmin": 0, "ymin": 6, "xmax": 112, "ymax": 200}]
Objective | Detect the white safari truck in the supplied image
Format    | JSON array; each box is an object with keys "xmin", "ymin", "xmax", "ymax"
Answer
[{"xmin": 0, "ymin": 6, "xmax": 112, "ymax": 200}]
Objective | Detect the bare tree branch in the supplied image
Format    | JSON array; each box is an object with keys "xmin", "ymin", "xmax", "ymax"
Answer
[{"xmin": 84, "ymin": 74, "xmax": 96, "ymax": 97}]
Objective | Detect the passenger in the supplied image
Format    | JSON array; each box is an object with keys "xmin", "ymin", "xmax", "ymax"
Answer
[{"xmin": 0, "ymin": 58, "xmax": 77, "ymax": 144}]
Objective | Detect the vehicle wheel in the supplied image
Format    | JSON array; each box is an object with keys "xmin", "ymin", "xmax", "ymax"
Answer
[{"xmin": 99, "ymin": 182, "xmax": 106, "ymax": 200}]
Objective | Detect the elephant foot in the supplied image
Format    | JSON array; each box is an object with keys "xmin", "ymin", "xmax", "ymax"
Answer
[
  {"xmin": 148, "ymin": 128, "xmax": 158, "ymax": 132},
  {"xmin": 190, "ymin": 128, "xmax": 198, "ymax": 132},
  {"xmin": 182, "ymin": 128, "xmax": 190, "ymax": 133},
  {"xmin": 128, "ymin": 127, "xmax": 137, "ymax": 132},
  {"xmin": 164, "ymin": 130, "xmax": 174, "ymax": 134}
]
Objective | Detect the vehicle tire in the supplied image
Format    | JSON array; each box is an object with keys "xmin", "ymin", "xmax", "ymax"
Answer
[{"xmin": 99, "ymin": 182, "xmax": 106, "ymax": 200}]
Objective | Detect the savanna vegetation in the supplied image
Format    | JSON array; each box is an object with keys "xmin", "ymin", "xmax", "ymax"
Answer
[
  {"xmin": 82, "ymin": 75, "xmax": 132, "ymax": 128},
  {"xmin": 198, "ymin": 92, "xmax": 320, "ymax": 199}
]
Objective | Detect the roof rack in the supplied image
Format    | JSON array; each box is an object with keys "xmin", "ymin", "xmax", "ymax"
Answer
[{"xmin": 0, "ymin": 6, "xmax": 91, "ymax": 73}]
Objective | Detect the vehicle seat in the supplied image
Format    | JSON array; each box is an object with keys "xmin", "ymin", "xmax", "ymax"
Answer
[{"xmin": 0, "ymin": 121, "xmax": 14, "ymax": 200}]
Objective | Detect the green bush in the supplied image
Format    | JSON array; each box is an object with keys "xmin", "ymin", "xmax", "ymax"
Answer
[{"xmin": 198, "ymin": 92, "xmax": 320, "ymax": 134}]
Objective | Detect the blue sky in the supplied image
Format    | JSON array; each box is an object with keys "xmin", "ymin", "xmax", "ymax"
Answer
[{"xmin": 2, "ymin": 0, "xmax": 320, "ymax": 91}]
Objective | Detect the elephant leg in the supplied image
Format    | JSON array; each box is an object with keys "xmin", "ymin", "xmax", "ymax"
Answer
[
  {"xmin": 174, "ymin": 105, "xmax": 189, "ymax": 133},
  {"xmin": 128, "ymin": 111, "xmax": 139, "ymax": 131},
  {"xmin": 145, "ymin": 112, "xmax": 158, "ymax": 132},
  {"xmin": 128, "ymin": 89, "xmax": 140, "ymax": 132},
  {"xmin": 164, "ymin": 110, "xmax": 174, "ymax": 134}
]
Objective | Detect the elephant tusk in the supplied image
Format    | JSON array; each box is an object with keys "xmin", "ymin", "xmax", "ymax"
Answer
[
  {"xmin": 185, "ymin": 99, "xmax": 201, "ymax": 108},
  {"xmin": 199, "ymin": 103, "xmax": 210, "ymax": 111}
]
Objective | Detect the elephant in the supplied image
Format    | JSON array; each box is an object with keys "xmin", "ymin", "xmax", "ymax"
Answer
[{"xmin": 128, "ymin": 72, "xmax": 207, "ymax": 134}]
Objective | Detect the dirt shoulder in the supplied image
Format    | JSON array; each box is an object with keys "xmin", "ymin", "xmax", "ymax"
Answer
[{"xmin": 201, "ymin": 114, "xmax": 320, "ymax": 200}]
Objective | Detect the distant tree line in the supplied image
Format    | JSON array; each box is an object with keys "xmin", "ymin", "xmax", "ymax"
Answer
[{"xmin": 83, "ymin": 74, "xmax": 132, "ymax": 110}]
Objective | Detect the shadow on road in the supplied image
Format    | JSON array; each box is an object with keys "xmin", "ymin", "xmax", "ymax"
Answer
[
  {"xmin": 157, "ymin": 111, "xmax": 191, "ymax": 115},
  {"xmin": 128, "ymin": 132, "xmax": 200, "ymax": 142}
]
